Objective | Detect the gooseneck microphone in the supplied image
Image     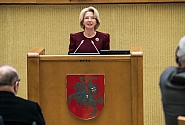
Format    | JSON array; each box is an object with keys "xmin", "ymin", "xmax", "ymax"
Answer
[
  {"xmin": 74, "ymin": 40, "xmax": 84, "ymax": 53},
  {"xmin": 91, "ymin": 40, "xmax": 100, "ymax": 53}
]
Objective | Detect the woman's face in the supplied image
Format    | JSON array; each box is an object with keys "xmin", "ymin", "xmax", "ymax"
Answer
[{"xmin": 83, "ymin": 11, "xmax": 97, "ymax": 30}]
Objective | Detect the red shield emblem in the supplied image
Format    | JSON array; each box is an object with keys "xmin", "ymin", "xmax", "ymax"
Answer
[{"xmin": 66, "ymin": 74, "xmax": 104, "ymax": 120}]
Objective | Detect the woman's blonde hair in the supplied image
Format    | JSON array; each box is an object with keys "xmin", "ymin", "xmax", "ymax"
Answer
[{"xmin": 79, "ymin": 6, "xmax": 100, "ymax": 31}]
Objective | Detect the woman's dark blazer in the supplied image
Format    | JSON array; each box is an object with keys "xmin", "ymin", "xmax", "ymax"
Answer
[{"xmin": 68, "ymin": 31, "xmax": 110, "ymax": 53}]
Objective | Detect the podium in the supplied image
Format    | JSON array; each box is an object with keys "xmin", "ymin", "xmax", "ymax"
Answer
[
  {"xmin": 178, "ymin": 116, "xmax": 185, "ymax": 125},
  {"xmin": 27, "ymin": 47, "xmax": 143, "ymax": 125}
]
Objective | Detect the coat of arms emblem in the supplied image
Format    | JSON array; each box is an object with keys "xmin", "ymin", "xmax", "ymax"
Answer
[{"xmin": 66, "ymin": 75, "xmax": 104, "ymax": 120}]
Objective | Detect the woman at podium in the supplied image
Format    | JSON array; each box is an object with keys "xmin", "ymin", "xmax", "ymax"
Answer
[{"xmin": 68, "ymin": 6, "xmax": 110, "ymax": 54}]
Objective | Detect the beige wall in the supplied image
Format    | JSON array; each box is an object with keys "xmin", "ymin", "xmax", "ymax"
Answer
[{"xmin": 1, "ymin": 3, "xmax": 185, "ymax": 125}]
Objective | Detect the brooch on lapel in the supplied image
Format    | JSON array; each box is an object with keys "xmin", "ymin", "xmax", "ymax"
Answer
[{"xmin": 95, "ymin": 38, "xmax": 99, "ymax": 42}]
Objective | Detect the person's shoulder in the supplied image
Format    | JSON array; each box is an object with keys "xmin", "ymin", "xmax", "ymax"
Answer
[
  {"xmin": 164, "ymin": 66, "xmax": 177, "ymax": 72},
  {"xmin": 70, "ymin": 32, "xmax": 83, "ymax": 37},
  {"xmin": 96, "ymin": 31, "xmax": 110, "ymax": 38},
  {"xmin": 97, "ymin": 31, "xmax": 109, "ymax": 36},
  {"xmin": 16, "ymin": 96, "xmax": 38, "ymax": 106},
  {"xmin": 160, "ymin": 66, "xmax": 177, "ymax": 78},
  {"xmin": 161, "ymin": 66, "xmax": 177, "ymax": 74}
]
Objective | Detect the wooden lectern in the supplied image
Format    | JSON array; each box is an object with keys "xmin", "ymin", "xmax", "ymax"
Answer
[
  {"xmin": 178, "ymin": 116, "xmax": 185, "ymax": 125},
  {"xmin": 27, "ymin": 47, "xmax": 143, "ymax": 125}
]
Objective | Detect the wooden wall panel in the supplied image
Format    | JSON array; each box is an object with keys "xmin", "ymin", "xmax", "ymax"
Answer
[
  {"xmin": 0, "ymin": 0, "xmax": 36, "ymax": 3},
  {"xmin": 0, "ymin": 0, "xmax": 185, "ymax": 4}
]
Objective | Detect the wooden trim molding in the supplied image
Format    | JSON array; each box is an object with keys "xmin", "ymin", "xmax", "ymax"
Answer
[
  {"xmin": 0, "ymin": 0, "xmax": 36, "ymax": 3},
  {"xmin": 0, "ymin": 0, "xmax": 185, "ymax": 4}
]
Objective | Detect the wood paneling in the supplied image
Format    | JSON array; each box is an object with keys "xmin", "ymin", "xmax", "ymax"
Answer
[
  {"xmin": 27, "ymin": 47, "xmax": 143, "ymax": 125},
  {"xmin": 178, "ymin": 116, "xmax": 185, "ymax": 125},
  {"xmin": 0, "ymin": 0, "xmax": 185, "ymax": 4},
  {"xmin": 0, "ymin": 0, "xmax": 36, "ymax": 3},
  {"xmin": 36, "ymin": 0, "xmax": 175, "ymax": 4}
]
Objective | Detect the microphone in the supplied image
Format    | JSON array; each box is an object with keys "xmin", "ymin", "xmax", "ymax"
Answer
[
  {"xmin": 74, "ymin": 40, "xmax": 84, "ymax": 53},
  {"xmin": 91, "ymin": 40, "xmax": 100, "ymax": 53},
  {"xmin": 32, "ymin": 121, "xmax": 37, "ymax": 125}
]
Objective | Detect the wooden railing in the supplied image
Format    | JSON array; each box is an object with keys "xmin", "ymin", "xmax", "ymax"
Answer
[{"xmin": 0, "ymin": 0, "xmax": 185, "ymax": 4}]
